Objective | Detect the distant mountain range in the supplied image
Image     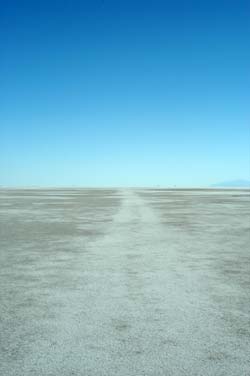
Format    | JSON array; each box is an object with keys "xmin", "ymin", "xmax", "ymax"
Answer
[{"xmin": 212, "ymin": 179, "xmax": 250, "ymax": 188}]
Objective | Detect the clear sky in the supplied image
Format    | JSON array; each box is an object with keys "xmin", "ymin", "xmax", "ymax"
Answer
[{"xmin": 1, "ymin": 0, "xmax": 249, "ymax": 187}]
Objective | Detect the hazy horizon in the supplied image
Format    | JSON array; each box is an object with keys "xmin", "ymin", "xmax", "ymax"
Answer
[{"xmin": 1, "ymin": 180, "xmax": 250, "ymax": 189}]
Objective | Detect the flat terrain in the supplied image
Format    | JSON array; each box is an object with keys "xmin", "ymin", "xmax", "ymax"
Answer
[{"xmin": 0, "ymin": 188, "xmax": 249, "ymax": 376}]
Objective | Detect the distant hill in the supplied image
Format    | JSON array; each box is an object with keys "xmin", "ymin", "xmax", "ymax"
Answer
[{"xmin": 212, "ymin": 179, "xmax": 250, "ymax": 188}]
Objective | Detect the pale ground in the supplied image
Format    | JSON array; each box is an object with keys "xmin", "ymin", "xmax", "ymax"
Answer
[{"xmin": 0, "ymin": 188, "xmax": 249, "ymax": 376}]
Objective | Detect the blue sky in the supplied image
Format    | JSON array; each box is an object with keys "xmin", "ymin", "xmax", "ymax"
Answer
[{"xmin": 1, "ymin": 0, "xmax": 249, "ymax": 186}]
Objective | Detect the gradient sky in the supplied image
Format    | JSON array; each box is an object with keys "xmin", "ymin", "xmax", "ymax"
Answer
[{"xmin": 1, "ymin": 0, "xmax": 249, "ymax": 187}]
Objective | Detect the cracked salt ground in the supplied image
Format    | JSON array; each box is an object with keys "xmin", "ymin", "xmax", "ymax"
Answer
[{"xmin": 0, "ymin": 188, "xmax": 249, "ymax": 375}]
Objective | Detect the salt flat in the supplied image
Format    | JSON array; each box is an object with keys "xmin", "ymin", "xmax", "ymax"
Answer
[{"xmin": 0, "ymin": 188, "xmax": 249, "ymax": 376}]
